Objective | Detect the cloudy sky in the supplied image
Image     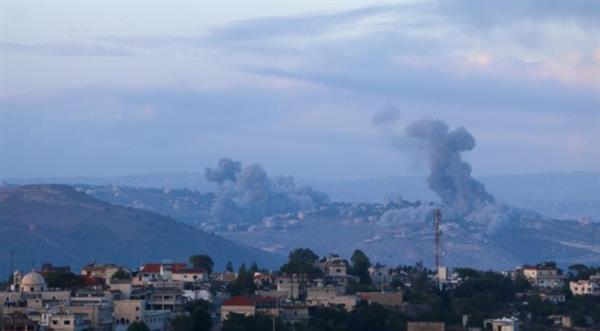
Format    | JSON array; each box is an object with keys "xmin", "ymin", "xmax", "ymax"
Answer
[{"xmin": 1, "ymin": 1, "xmax": 599, "ymax": 180}]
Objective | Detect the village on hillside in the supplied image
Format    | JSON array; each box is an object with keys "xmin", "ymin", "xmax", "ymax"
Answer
[{"xmin": 1, "ymin": 249, "xmax": 600, "ymax": 331}]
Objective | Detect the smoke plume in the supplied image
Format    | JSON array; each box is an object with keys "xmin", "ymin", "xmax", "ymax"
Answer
[
  {"xmin": 405, "ymin": 119, "xmax": 495, "ymax": 216},
  {"xmin": 373, "ymin": 116, "xmax": 529, "ymax": 233},
  {"xmin": 205, "ymin": 158, "xmax": 329, "ymax": 224}
]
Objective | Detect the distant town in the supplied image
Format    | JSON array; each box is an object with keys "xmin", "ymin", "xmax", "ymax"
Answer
[{"xmin": 2, "ymin": 249, "xmax": 599, "ymax": 331}]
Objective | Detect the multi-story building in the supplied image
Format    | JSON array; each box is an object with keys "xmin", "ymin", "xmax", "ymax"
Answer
[
  {"xmin": 113, "ymin": 300, "xmax": 170, "ymax": 331},
  {"xmin": 81, "ymin": 264, "xmax": 129, "ymax": 283},
  {"xmin": 318, "ymin": 255, "xmax": 348, "ymax": 278},
  {"xmin": 138, "ymin": 263, "xmax": 187, "ymax": 282},
  {"xmin": 68, "ymin": 297, "xmax": 113, "ymax": 331},
  {"xmin": 520, "ymin": 265, "xmax": 565, "ymax": 289},
  {"xmin": 220, "ymin": 296, "xmax": 260, "ymax": 322},
  {"xmin": 275, "ymin": 276, "xmax": 302, "ymax": 299},
  {"xmin": 570, "ymin": 279, "xmax": 600, "ymax": 296},
  {"xmin": 171, "ymin": 268, "xmax": 207, "ymax": 283},
  {"xmin": 40, "ymin": 311, "xmax": 90, "ymax": 331}
]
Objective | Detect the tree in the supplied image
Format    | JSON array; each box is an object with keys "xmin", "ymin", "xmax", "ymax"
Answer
[
  {"xmin": 222, "ymin": 313, "xmax": 288, "ymax": 331},
  {"xmin": 127, "ymin": 321, "xmax": 150, "ymax": 331},
  {"xmin": 227, "ymin": 263, "xmax": 256, "ymax": 296},
  {"xmin": 172, "ymin": 300, "xmax": 212, "ymax": 331},
  {"xmin": 280, "ymin": 248, "xmax": 323, "ymax": 278},
  {"xmin": 349, "ymin": 250, "xmax": 372, "ymax": 285},
  {"xmin": 111, "ymin": 268, "xmax": 131, "ymax": 281},
  {"xmin": 289, "ymin": 248, "xmax": 319, "ymax": 265},
  {"xmin": 226, "ymin": 261, "xmax": 234, "ymax": 272},
  {"xmin": 171, "ymin": 315, "xmax": 193, "ymax": 331},
  {"xmin": 45, "ymin": 271, "xmax": 86, "ymax": 289},
  {"xmin": 189, "ymin": 254, "xmax": 214, "ymax": 274}
]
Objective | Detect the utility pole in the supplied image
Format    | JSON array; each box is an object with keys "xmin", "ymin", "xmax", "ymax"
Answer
[{"xmin": 433, "ymin": 208, "xmax": 442, "ymax": 271}]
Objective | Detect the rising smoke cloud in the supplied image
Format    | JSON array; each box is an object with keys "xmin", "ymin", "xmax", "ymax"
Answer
[
  {"xmin": 405, "ymin": 119, "xmax": 495, "ymax": 216},
  {"xmin": 205, "ymin": 158, "xmax": 329, "ymax": 224},
  {"xmin": 374, "ymin": 114, "xmax": 526, "ymax": 233}
]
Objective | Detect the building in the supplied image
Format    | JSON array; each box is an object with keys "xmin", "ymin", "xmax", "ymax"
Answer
[
  {"xmin": 145, "ymin": 287, "xmax": 185, "ymax": 312},
  {"xmin": 276, "ymin": 276, "xmax": 302, "ymax": 299},
  {"xmin": 520, "ymin": 265, "xmax": 564, "ymax": 289},
  {"xmin": 2, "ymin": 312, "xmax": 39, "ymax": 331},
  {"xmin": 40, "ymin": 311, "xmax": 90, "ymax": 331},
  {"xmin": 220, "ymin": 296, "xmax": 257, "ymax": 321},
  {"xmin": 113, "ymin": 300, "xmax": 170, "ymax": 331},
  {"xmin": 318, "ymin": 255, "xmax": 348, "ymax": 278},
  {"xmin": 548, "ymin": 315, "xmax": 573, "ymax": 328},
  {"xmin": 570, "ymin": 279, "xmax": 600, "ymax": 296},
  {"xmin": 215, "ymin": 272, "xmax": 237, "ymax": 283},
  {"xmin": 369, "ymin": 265, "xmax": 395, "ymax": 288},
  {"xmin": 40, "ymin": 264, "xmax": 71, "ymax": 276},
  {"xmin": 357, "ymin": 292, "xmax": 403, "ymax": 307},
  {"xmin": 278, "ymin": 304, "xmax": 309, "ymax": 324},
  {"xmin": 1, "ymin": 271, "xmax": 71, "ymax": 313},
  {"xmin": 305, "ymin": 286, "xmax": 356, "ymax": 311},
  {"xmin": 139, "ymin": 263, "xmax": 187, "ymax": 282},
  {"xmin": 406, "ymin": 322, "xmax": 445, "ymax": 331},
  {"xmin": 483, "ymin": 317, "xmax": 520, "ymax": 331},
  {"xmin": 68, "ymin": 296, "xmax": 113, "ymax": 331},
  {"xmin": 81, "ymin": 264, "xmax": 129, "ymax": 283},
  {"xmin": 19, "ymin": 272, "xmax": 46, "ymax": 293},
  {"xmin": 539, "ymin": 291, "xmax": 566, "ymax": 304},
  {"xmin": 171, "ymin": 268, "xmax": 207, "ymax": 283}
]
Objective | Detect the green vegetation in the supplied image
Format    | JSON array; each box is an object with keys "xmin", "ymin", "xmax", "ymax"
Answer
[
  {"xmin": 222, "ymin": 313, "xmax": 288, "ymax": 331},
  {"xmin": 227, "ymin": 263, "xmax": 257, "ymax": 296},
  {"xmin": 172, "ymin": 299, "xmax": 212, "ymax": 331},
  {"xmin": 293, "ymin": 304, "xmax": 407, "ymax": 331},
  {"xmin": 280, "ymin": 248, "xmax": 323, "ymax": 278},
  {"xmin": 349, "ymin": 250, "xmax": 372, "ymax": 285},
  {"xmin": 126, "ymin": 321, "xmax": 151, "ymax": 331},
  {"xmin": 111, "ymin": 268, "xmax": 131, "ymax": 281},
  {"xmin": 189, "ymin": 254, "xmax": 214, "ymax": 274},
  {"xmin": 45, "ymin": 271, "xmax": 86, "ymax": 289}
]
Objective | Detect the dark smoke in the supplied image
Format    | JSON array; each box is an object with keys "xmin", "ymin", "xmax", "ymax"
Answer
[
  {"xmin": 204, "ymin": 158, "xmax": 241, "ymax": 183},
  {"xmin": 405, "ymin": 119, "xmax": 495, "ymax": 216},
  {"xmin": 205, "ymin": 158, "xmax": 329, "ymax": 224}
]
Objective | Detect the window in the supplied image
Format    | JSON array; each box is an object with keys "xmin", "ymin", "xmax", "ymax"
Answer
[
  {"xmin": 64, "ymin": 320, "xmax": 71, "ymax": 325},
  {"xmin": 136, "ymin": 307, "xmax": 140, "ymax": 311},
  {"xmin": 52, "ymin": 321, "xmax": 58, "ymax": 325}
]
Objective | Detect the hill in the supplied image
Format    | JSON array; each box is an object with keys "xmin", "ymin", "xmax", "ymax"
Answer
[
  {"xmin": 0, "ymin": 185, "xmax": 283, "ymax": 274},
  {"xmin": 69, "ymin": 185, "xmax": 600, "ymax": 270},
  {"xmin": 8, "ymin": 171, "xmax": 600, "ymax": 220}
]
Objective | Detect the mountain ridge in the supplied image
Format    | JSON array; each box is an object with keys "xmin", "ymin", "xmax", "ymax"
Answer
[{"xmin": 0, "ymin": 184, "xmax": 283, "ymax": 276}]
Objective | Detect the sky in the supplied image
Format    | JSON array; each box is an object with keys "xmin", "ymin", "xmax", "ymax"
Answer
[{"xmin": 1, "ymin": 1, "xmax": 599, "ymax": 180}]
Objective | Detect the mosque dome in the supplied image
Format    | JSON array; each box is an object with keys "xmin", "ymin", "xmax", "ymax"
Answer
[{"xmin": 20, "ymin": 271, "xmax": 46, "ymax": 292}]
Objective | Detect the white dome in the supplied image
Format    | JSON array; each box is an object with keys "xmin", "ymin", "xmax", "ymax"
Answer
[{"xmin": 21, "ymin": 271, "xmax": 46, "ymax": 287}]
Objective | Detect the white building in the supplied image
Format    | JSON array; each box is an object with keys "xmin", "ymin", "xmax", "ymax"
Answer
[
  {"xmin": 520, "ymin": 265, "xmax": 564, "ymax": 289},
  {"xmin": 570, "ymin": 279, "xmax": 600, "ymax": 296},
  {"xmin": 483, "ymin": 317, "xmax": 520, "ymax": 331}
]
